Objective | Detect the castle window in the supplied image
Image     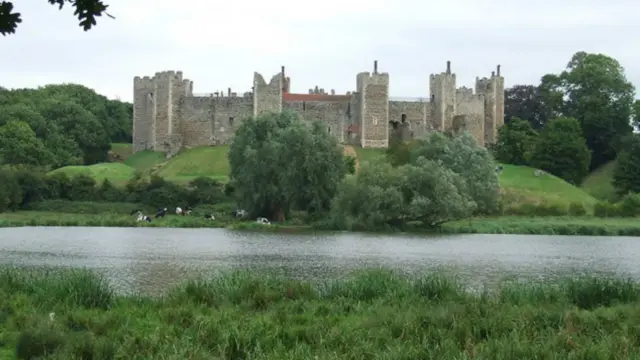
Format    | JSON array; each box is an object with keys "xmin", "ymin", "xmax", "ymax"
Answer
[
  {"xmin": 229, "ymin": 117, "xmax": 234, "ymax": 126},
  {"xmin": 328, "ymin": 127, "xmax": 331, "ymax": 133},
  {"xmin": 302, "ymin": 101, "xmax": 306, "ymax": 111},
  {"xmin": 401, "ymin": 113, "xmax": 407, "ymax": 123}
]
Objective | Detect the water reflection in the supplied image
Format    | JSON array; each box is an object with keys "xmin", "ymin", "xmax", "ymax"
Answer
[{"xmin": 0, "ymin": 227, "xmax": 639, "ymax": 295}]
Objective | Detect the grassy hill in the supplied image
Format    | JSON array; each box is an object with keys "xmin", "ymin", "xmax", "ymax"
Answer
[
  {"xmin": 47, "ymin": 143, "xmax": 599, "ymax": 210},
  {"xmin": 499, "ymin": 164, "xmax": 597, "ymax": 210},
  {"xmin": 154, "ymin": 146, "xmax": 230, "ymax": 184},
  {"xmin": 49, "ymin": 163, "xmax": 136, "ymax": 184},
  {"xmin": 581, "ymin": 160, "xmax": 617, "ymax": 201}
]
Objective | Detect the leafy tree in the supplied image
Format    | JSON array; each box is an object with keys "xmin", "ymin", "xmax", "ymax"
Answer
[
  {"xmin": 330, "ymin": 132, "xmax": 499, "ymax": 229},
  {"xmin": 410, "ymin": 132, "xmax": 501, "ymax": 214},
  {"xmin": 530, "ymin": 117, "xmax": 591, "ymax": 185},
  {"xmin": 613, "ymin": 134, "xmax": 640, "ymax": 195},
  {"xmin": 633, "ymin": 100, "xmax": 640, "ymax": 130},
  {"xmin": 493, "ymin": 117, "xmax": 538, "ymax": 166},
  {"xmin": 0, "ymin": 0, "xmax": 112, "ymax": 36},
  {"xmin": 228, "ymin": 111, "xmax": 346, "ymax": 221},
  {"xmin": 0, "ymin": 84, "xmax": 131, "ymax": 167},
  {"xmin": 540, "ymin": 52, "xmax": 635, "ymax": 170},
  {"xmin": 0, "ymin": 121, "xmax": 53, "ymax": 166},
  {"xmin": 504, "ymin": 85, "xmax": 556, "ymax": 129}
]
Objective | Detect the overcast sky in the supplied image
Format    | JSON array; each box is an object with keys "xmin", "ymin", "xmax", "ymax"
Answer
[{"xmin": 2, "ymin": 0, "xmax": 638, "ymax": 102}]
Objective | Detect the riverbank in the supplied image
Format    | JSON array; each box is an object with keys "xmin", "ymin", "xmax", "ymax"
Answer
[
  {"xmin": 1, "ymin": 210, "xmax": 640, "ymax": 236},
  {"xmin": 1, "ymin": 267, "xmax": 639, "ymax": 359}
]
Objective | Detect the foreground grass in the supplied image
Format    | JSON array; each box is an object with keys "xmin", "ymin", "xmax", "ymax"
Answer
[
  {"xmin": 3, "ymin": 208, "xmax": 640, "ymax": 236},
  {"xmin": 2, "ymin": 267, "xmax": 640, "ymax": 359},
  {"xmin": 581, "ymin": 160, "xmax": 618, "ymax": 202}
]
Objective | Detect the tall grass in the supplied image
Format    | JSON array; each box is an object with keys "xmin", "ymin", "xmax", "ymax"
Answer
[{"xmin": 3, "ymin": 267, "xmax": 640, "ymax": 359}]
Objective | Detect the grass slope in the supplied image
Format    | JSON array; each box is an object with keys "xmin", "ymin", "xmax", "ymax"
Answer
[
  {"xmin": 581, "ymin": 160, "xmax": 617, "ymax": 201},
  {"xmin": 155, "ymin": 146, "xmax": 230, "ymax": 183},
  {"xmin": 499, "ymin": 164, "xmax": 597, "ymax": 209},
  {"xmin": 124, "ymin": 150, "xmax": 165, "ymax": 172},
  {"xmin": 48, "ymin": 144, "xmax": 598, "ymax": 211},
  {"xmin": 48, "ymin": 163, "xmax": 136, "ymax": 184},
  {"xmin": 109, "ymin": 143, "xmax": 133, "ymax": 160}
]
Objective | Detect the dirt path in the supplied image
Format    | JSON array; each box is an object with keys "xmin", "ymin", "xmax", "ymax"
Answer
[{"xmin": 342, "ymin": 145, "xmax": 359, "ymax": 172}]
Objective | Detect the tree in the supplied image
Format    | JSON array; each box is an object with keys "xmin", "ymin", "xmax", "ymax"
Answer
[
  {"xmin": 504, "ymin": 85, "xmax": 556, "ymax": 129},
  {"xmin": 0, "ymin": 0, "xmax": 112, "ymax": 36},
  {"xmin": 0, "ymin": 121, "xmax": 53, "ymax": 166},
  {"xmin": 493, "ymin": 117, "xmax": 538, "ymax": 166},
  {"xmin": 540, "ymin": 52, "xmax": 635, "ymax": 170},
  {"xmin": 330, "ymin": 132, "xmax": 500, "ymax": 229},
  {"xmin": 530, "ymin": 117, "xmax": 591, "ymax": 185},
  {"xmin": 0, "ymin": 84, "xmax": 131, "ymax": 167},
  {"xmin": 633, "ymin": 100, "xmax": 640, "ymax": 130},
  {"xmin": 613, "ymin": 134, "xmax": 640, "ymax": 195},
  {"xmin": 228, "ymin": 111, "xmax": 346, "ymax": 221}
]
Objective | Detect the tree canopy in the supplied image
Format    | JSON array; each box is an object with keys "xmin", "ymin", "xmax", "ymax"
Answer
[
  {"xmin": 539, "ymin": 52, "xmax": 635, "ymax": 170},
  {"xmin": 493, "ymin": 117, "xmax": 538, "ymax": 166},
  {"xmin": 0, "ymin": 84, "xmax": 132, "ymax": 168},
  {"xmin": 529, "ymin": 117, "xmax": 591, "ymax": 185},
  {"xmin": 0, "ymin": 0, "xmax": 112, "ymax": 36},
  {"xmin": 228, "ymin": 110, "xmax": 346, "ymax": 221},
  {"xmin": 331, "ymin": 132, "xmax": 500, "ymax": 230},
  {"xmin": 613, "ymin": 134, "xmax": 640, "ymax": 196}
]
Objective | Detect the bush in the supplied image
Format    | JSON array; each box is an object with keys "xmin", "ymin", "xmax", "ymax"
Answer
[
  {"xmin": 594, "ymin": 201, "xmax": 622, "ymax": 217},
  {"xmin": 24, "ymin": 200, "xmax": 146, "ymax": 215},
  {"xmin": 618, "ymin": 193, "xmax": 640, "ymax": 217},
  {"xmin": 567, "ymin": 202, "xmax": 588, "ymax": 216},
  {"xmin": 504, "ymin": 202, "xmax": 568, "ymax": 216}
]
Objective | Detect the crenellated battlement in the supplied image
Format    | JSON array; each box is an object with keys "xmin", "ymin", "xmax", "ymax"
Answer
[{"xmin": 132, "ymin": 60, "xmax": 505, "ymax": 152}]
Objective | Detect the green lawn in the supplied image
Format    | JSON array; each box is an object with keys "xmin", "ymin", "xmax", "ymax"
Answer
[
  {"xmin": 499, "ymin": 164, "xmax": 597, "ymax": 209},
  {"xmin": 48, "ymin": 163, "xmax": 136, "ymax": 185},
  {"xmin": 109, "ymin": 143, "xmax": 133, "ymax": 160},
  {"xmin": 155, "ymin": 146, "xmax": 230, "ymax": 183},
  {"xmin": 354, "ymin": 147, "xmax": 386, "ymax": 165},
  {"xmin": 124, "ymin": 150, "xmax": 166, "ymax": 172},
  {"xmin": 581, "ymin": 160, "xmax": 617, "ymax": 201}
]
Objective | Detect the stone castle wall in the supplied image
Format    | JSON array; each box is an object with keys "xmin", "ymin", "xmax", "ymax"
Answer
[{"xmin": 132, "ymin": 62, "xmax": 505, "ymax": 154}]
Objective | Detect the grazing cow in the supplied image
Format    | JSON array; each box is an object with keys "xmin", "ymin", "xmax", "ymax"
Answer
[
  {"xmin": 135, "ymin": 211, "xmax": 152, "ymax": 223},
  {"xmin": 232, "ymin": 209, "xmax": 247, "ymax": 218},
  {"xmin": 155, "ymin": 208, "xmax": 167, "ymax": 218},
  {"xmin": 256, "ymin": 217, "xmax": 270, "ymax": 225},
  {"xmin": 176, "ymin": 206, "xmax": 192, "ymax": 216},
  {"xmin": 495, "ymin": 165, "xmax": 503, "ymax": 174},
  {"xmin": 204, "ymin": 214, "xmax": 215, "ymax": 220}
]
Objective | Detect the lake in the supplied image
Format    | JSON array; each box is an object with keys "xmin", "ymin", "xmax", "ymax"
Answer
[{"xmin": 1, "ymin": 226, "xmax": 639, "ymax": 295}]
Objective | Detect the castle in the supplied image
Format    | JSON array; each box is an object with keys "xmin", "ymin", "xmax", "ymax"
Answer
[{"xmin": 132, "ymin": 61, "xmax": 505, "ymax": 155}]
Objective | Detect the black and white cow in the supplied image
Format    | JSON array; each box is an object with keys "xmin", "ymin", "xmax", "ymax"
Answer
[
  {"xmin": 155, "ymin": 208, "xmax": 167, "ymax": 218},
  {"xmin": 135, "ymin": 211, "xmax": 152, "ymax": 223},
  {"xmin": 204, "ymin": 213, "xmax": 215, "ymax": 220},
  {"xmin": 232, "ymin": 209, "xmax": 247, "ymax": 218}
]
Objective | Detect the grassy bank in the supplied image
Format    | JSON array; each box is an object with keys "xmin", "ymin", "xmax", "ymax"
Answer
[
  {"xmin": 2, "ymin": 209, "xmax": 640, "ymax": 236},
  {"xmin": 1, "ymin": 267, "xmax": 640, "ymax": 359}
]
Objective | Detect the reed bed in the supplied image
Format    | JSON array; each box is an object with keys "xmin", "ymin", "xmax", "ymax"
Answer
[{"xmin": 2, "ymin": 267, "xmax": 640, "ymax": 359}]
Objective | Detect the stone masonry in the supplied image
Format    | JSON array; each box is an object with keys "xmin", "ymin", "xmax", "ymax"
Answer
[{"xmin": 132, "ymin": 61, "xmax": 505, "ymax": 154}]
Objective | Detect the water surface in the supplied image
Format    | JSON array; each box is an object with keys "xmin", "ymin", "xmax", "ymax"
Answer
[{"xmin": 1, "ymin": 227, "xmax": 638, "ymax": 295}]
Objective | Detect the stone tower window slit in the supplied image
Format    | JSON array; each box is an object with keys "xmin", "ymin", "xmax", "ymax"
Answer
[{"xmin": 229, "ymin": 117, "xmax": 234, "ymax": 126}]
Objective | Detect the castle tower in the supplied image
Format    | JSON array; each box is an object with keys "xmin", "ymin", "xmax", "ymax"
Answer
[
  {"xmin": 133, "ymin": 76, "xmax": 155, "ymax": 152},
  {"xmin": 475, "ymin": 65, "xmax": 505, "ymax": 144},
  {"xmin": 132, "ymin": 71, "xmax": 189, "ymax": 154},
  {"xmin": 253, "ymin": 70, "xmax": 283, "ymax": 116},
  {"xmin": 429, "ymin": 61, "xmax": 457, "ymax": 132},
  {"xmin": 357, "ymin": 60, "xmax": 389, "ymax": 148}
]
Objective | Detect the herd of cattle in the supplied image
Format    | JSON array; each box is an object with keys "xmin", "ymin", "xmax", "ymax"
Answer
[{"xmin": 130, "ymin": 206, "xmax": 271, "ymax": 225}]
